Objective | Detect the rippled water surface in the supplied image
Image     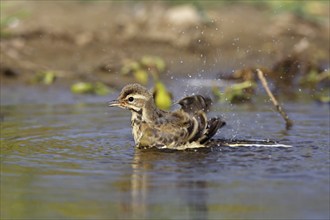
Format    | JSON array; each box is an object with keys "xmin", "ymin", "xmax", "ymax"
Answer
[{"xmin": 1, "ymin": 97, "xmax": 329, "ymax": 219}]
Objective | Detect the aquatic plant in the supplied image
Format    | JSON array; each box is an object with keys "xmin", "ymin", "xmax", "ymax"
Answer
[
  {"xmin": 71, "ymin": 82, "xmax": 112, "ymax": 96},
  {"xmin": 32, "ymin": 71, "xmax": 57, "ymax": 85},
  {"xmin": 120, "ymin": 55, "xmax": 166, "ymax": 85},
  {"xmin": 299, "ymin": 70, "xmax": 330, "ymax": 88},
  {"xmin": 212, "ymin": 80, "xmax": 256, "ymax": 104},
  {"xmin": 153, "ymin": 81, "xmax": 172, "ymax": 110}
]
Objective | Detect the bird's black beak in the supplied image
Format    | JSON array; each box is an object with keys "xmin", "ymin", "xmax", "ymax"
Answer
[{"xmin": 108, "ymin": 100, "xmax": 121, "ymax": 107}]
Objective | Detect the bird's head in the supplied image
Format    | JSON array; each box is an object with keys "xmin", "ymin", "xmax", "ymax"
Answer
[{"xmin": 109, "ymin": 83, "xmax": 152, "ymax": 113}]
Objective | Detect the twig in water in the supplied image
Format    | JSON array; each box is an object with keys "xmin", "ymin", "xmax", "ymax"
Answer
[{"xmin": 256, "ymin": 69, "xmax": 293, "ymax": 129}]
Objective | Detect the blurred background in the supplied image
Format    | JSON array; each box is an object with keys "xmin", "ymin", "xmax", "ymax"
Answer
[
  {"xmin": 1, "ymin": 1, "xmax": 330, "ymax": 220},
  {"xmin": 1, "ymin": 0, "xmax": 329, "ymax": 105}
]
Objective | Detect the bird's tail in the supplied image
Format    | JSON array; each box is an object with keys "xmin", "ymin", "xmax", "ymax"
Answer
[{"xmin": 199, "ymin": 117, "xmax": 226, "ymax": 144}]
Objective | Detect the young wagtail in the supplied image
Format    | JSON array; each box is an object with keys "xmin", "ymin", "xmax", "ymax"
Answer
[{"xmin": 109, "ymin": 83, "xmax": 225, "ymax": 149}]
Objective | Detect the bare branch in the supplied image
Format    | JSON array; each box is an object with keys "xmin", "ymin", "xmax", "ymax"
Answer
[{"xmin": 257, "ymin": 69, "xmax": 293, "ymax": 129}]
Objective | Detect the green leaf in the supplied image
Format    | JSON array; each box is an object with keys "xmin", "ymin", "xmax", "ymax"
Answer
[
  {"xmin": 120, "ymin": 61, "xmax": 140, "ymax": 75},
  {"xmin": 224, "ymin": 81, "xmax": 256, "ymax": 103},
  {"xmin": 33, "ymin": 71, "xmax": 57, "ymax": 85},
  {"xmin": 71, "ymin": 82, "xmax": 94, "ymax": 94},
  {"xmin": 94, "ymin": 82, "xmax": 112, "ymax": 96},
  {"xmin": 154, "ymin": 81, "xmax": 172, "ymax": 110},
  {"xmin": 71, "ymin": 82, "xmax": 112, "ymax": 96},
  {"xmin": 133, "ymin": 70, "xmax": 149, "ymax": 85}
]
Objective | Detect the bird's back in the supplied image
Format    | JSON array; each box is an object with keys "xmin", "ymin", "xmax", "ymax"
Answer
[{"xmin": 137, "ymin": 95, "xmax": 225, "ymax": 149}]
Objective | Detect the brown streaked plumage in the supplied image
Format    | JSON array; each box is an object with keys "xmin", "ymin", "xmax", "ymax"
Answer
[{"xmin": 109, "ymin": 83, "xmax": 225, "ymax": 149}]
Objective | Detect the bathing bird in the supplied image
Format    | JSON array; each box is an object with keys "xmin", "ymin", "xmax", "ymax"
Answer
[{"xmin": 109, "ymin": 83, "xmax": 225, "ymax": 149}]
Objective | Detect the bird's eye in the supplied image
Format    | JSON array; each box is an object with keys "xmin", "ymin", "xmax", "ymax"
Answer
[{"xmin": 128, "ymin": 97, "xmax": 134, "ymax": 102}]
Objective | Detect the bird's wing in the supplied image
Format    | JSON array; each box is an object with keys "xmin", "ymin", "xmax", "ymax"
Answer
[
  {"xmin": 177, "ymin": 95, "xmax": 226, "ymax": 143},
  {"xmin": 198, "ymin": 117, "xmax": 226, "ymax": 144},
  {"xmin": 137, "ymin": 98, "xmax": 226, "ymax": 148},
  {"xmin": 138, "ymin": 121, "xmax": 189, "ymax": 148},
  {"xmin": 178, "ymin": 95, "xmax": 212, "ymax": 114},
  {"xmin": 138, "ymin": 111, "xmax": 194, "ymax": 148}
]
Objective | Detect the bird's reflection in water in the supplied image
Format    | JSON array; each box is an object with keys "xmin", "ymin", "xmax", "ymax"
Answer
[
  {"xmin": 177, "ymin": 179, "xmax": 208, "ymax": 220},
  {"xmin": 128, "ymin": 149, "xmax": 209, "ymax": 219},
  {"xmin": 130, "ymin": 150, "xmax": 148, "ymax": 219}
]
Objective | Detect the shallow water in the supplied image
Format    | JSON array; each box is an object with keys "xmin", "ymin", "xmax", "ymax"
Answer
[{"xmin": 1, "ymin": 92, "xmax": 329, "ymax": 219}]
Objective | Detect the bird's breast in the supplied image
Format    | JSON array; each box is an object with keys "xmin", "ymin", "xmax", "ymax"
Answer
[{"xmin": 131, "ymin": 112, "xmax": 142, "ymax": 144}]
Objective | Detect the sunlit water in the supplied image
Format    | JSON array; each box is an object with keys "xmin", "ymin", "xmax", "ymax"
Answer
[{"xmin": 1, "ymin": 95, "xmax": 329, "ymax": 219}]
